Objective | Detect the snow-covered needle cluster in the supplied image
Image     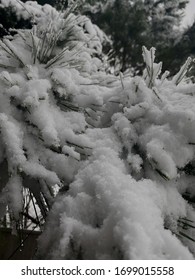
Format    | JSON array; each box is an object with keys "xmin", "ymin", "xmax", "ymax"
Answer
[
  {"xmin": 1, "ymin": 0, "xmax": 195, "ymax": 259},
  {"xmin": 0, "ymin": 0, "xmax": 107, "ymax": 221}
]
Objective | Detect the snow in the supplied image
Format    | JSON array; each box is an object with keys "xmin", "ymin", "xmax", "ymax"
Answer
[
  {"xmin": 62, "ymin": 146, "xmax": 80, "ymax": 161},
  {"xmin": 0, "ymin": 113, "xmax": 26, "ymax": 170},
  {"xmin": 37, "ymin": 127, "xmax": 194, "ymax": 259},
  {"xmin": 4, "ymin": 175, "xmax": 23, "ymax": 220},
  {"xmin": 146, "ymin": 138, "xmax": 178, "ymax": 180},
  {"xmin": 0, "ymin": 0, "xmax": 195, "ymax": 260}
]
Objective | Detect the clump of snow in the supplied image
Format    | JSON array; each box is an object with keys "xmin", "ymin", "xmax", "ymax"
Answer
[
  {"xmin": 0, "ymin": 113, "xmax": 26, "ymax": 170},
  {"xmin": 146, "ymin": 138, "xmax": 178, "ymax": 180},
  {"xmin": 127, "ymin": 154, "xmax": 143, "ymax": 173},
  {"xmin": 0, "ymin": 173, "xmax": 23, "ymax": 220},
  {"xmin": 62, "ymin": 146, "xmax": 80, "ymax": 161}
]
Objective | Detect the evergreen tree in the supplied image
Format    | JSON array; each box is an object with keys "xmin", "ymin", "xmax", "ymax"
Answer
[
  {"xmin": 144, "ymin": 0, "xmax": 189, "ymax": 71},
  {"xmin": 81, "ymin": 0, "xmax": 189, "ymax": 74},
  {"xmin": 172, "ymin": 20, "xmax": 195, "ymax": 76}
]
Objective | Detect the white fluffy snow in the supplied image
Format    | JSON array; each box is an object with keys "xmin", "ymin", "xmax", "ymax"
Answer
[{"xmin": 38, "ymin": 128, "xmax": 194, "ymax": 259}]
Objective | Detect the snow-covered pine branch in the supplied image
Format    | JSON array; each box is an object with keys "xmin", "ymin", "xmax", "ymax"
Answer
[
  {"xmin": 0, "ymin": 0, "xmax": 195, "ymax": 260},
  {"xmin": 0, "ymin": 0, "xmax": 111, "ymax": 222}
]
